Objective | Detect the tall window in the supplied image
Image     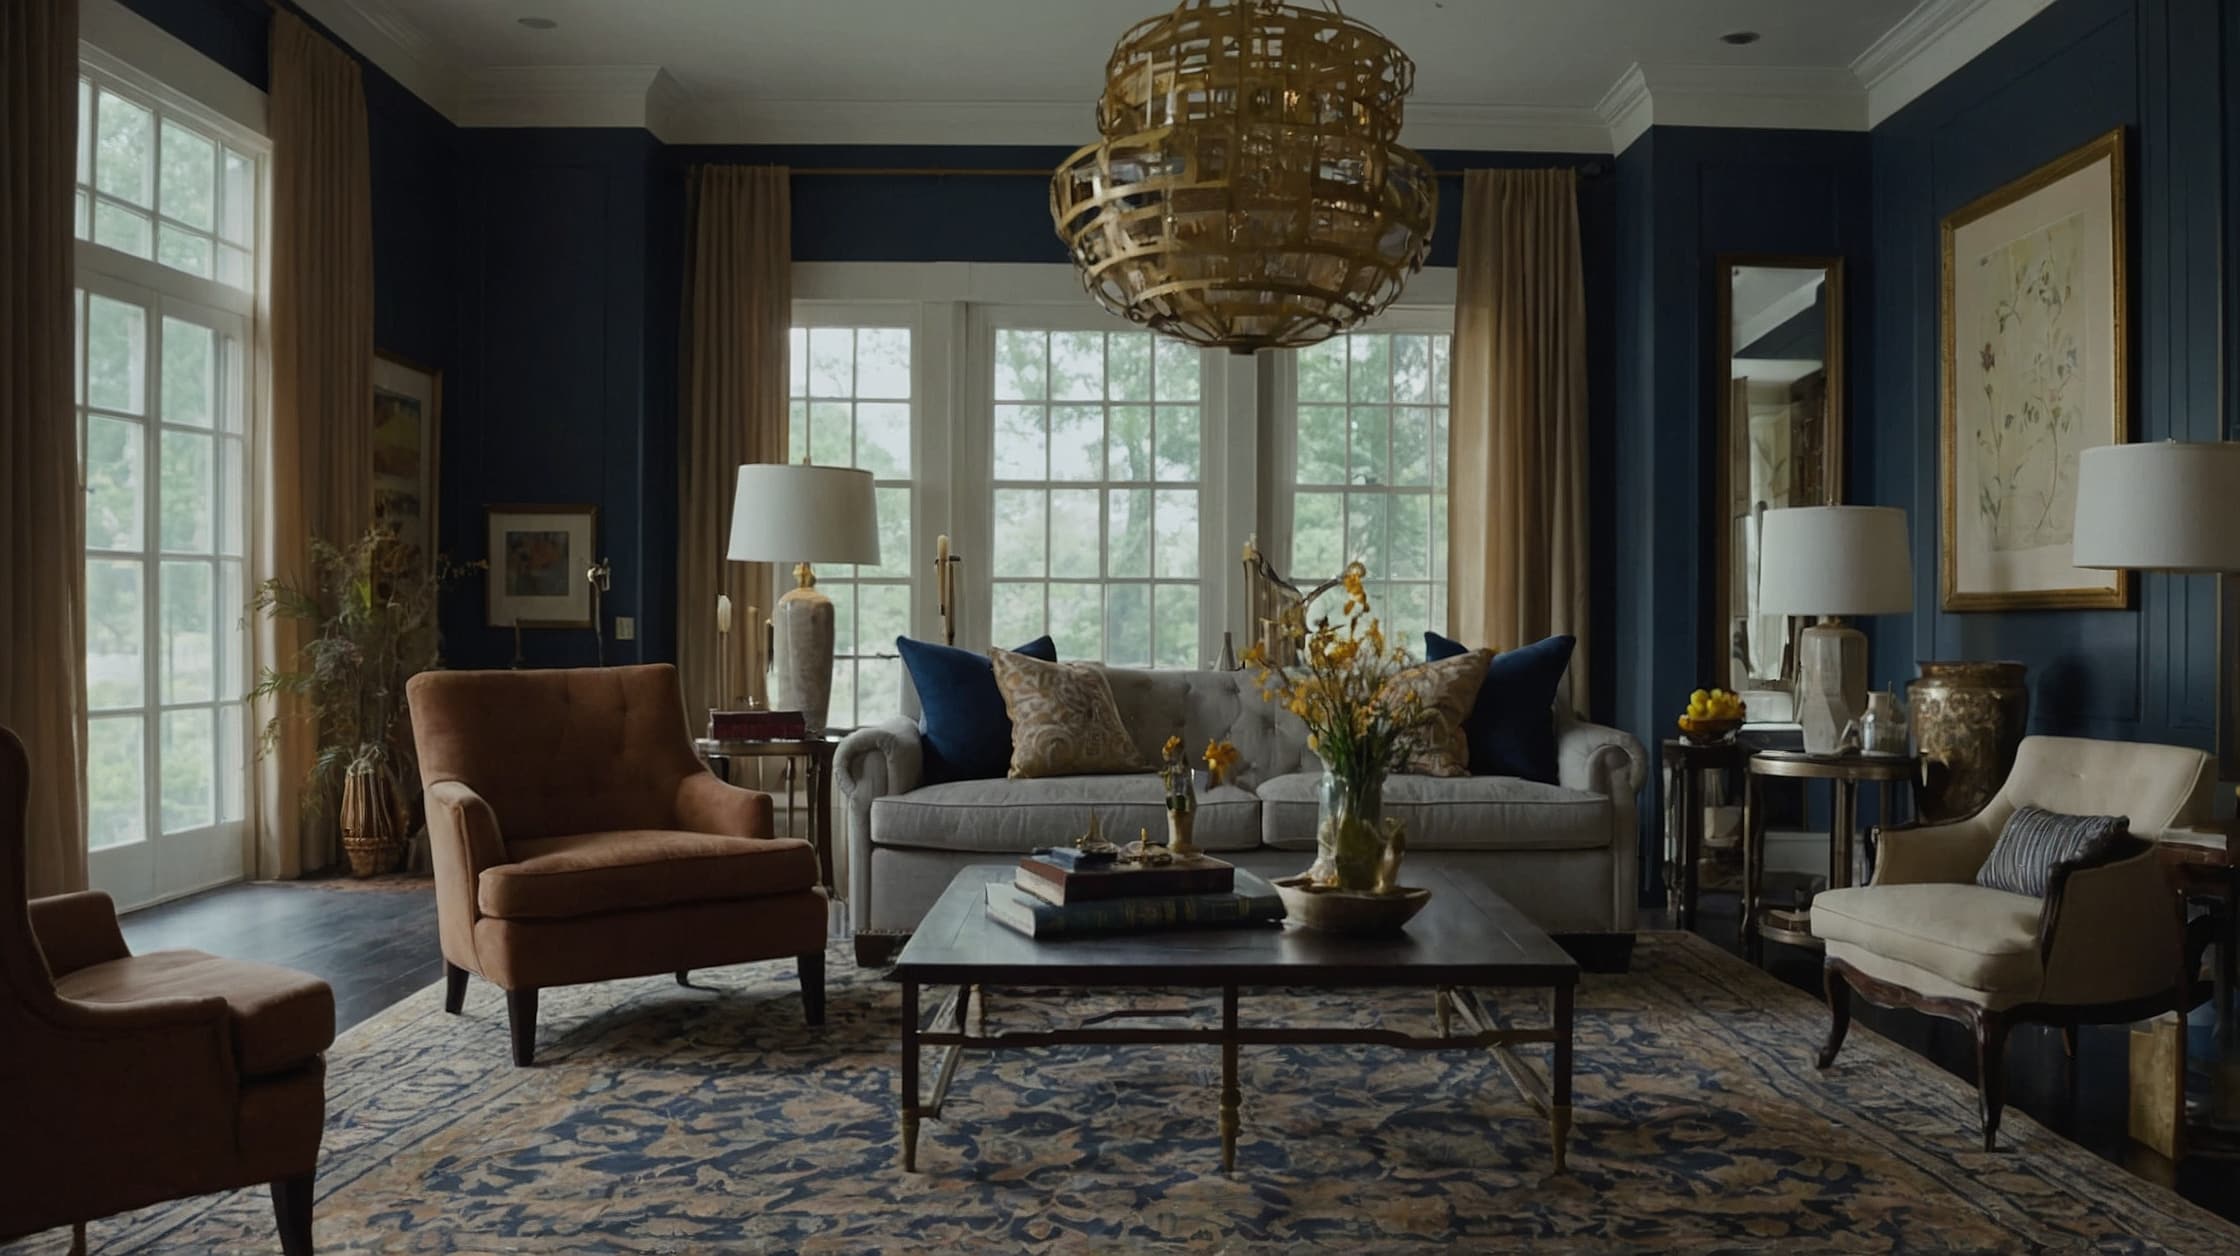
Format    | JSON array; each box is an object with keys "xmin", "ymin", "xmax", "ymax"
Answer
[
  {"xmin": 75, "ymin": 69, "xmax": 261, "ymax": 905},
  {"xmin": 789, "ymin": 325, "xmax": 913, "ymax": 729},
  {"xmin": 989, "ymin": 328, "xmax": 1202, "ymax": 665},
  {"xmin": 1289, "ymin": 331, "xmax": 1451, "ymax": 648}
]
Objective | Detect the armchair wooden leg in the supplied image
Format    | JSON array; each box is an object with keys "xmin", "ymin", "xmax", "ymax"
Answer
[
  {"xmin": 270, "ymin": 1171, "xmax": 314, "ymax": 1256},
  {"xmin": 507, "ymin": 988, "xmax": 539, "ymax": 1067},
  {"xmin": 1974, "ymin": 1011, "xmax": 2010, "ymax": 1152},
  {"xmin": 800, "ymin": 950, "xmax": 826, "ymax": 1027},
  {"xmin": 68, "ymin": 1221, "xmax": 85, "ymax": 1256},
  {"xmin": 443, "ymin": 962, "xmax": 468, "ymax": 1014},
  {"xmin": 1816, "ymin": 963, "xmax": 1852, "ymax": 1069}
]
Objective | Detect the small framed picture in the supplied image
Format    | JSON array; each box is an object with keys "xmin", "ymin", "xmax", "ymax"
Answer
[{"xmin": 485, "ymin": 504, "xmax": 597, "ymax": 628}]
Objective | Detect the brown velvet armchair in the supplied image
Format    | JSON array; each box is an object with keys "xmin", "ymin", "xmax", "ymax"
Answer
[
  {"xmin": 1, "ymin": 728, "xmax": 332, "ymax": 1254},
  {"xmin": 406, "ymin": 664, "xmax": 827, "ymax": 1066}
]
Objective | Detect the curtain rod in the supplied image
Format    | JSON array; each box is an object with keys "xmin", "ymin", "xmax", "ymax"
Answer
[{"xmin": 781, "ymin": 161, "xmax": 1607, "ymax": 179}]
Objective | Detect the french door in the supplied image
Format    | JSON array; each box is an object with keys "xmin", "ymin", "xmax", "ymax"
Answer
[{"xmin": 77, "ymin": 273, "xmax": 251, "ymax": 907}]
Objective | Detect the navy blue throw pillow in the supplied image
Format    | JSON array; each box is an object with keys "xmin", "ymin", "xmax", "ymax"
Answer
[
  {"xmin": 898, "ymin": 635, "xmax": 1057, "ymax": 785},
  {"xmin": 1424, "ymin": 632, "xmax": 1575, "ymax": 784}
]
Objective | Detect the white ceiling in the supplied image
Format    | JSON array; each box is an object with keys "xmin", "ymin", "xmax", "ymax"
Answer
[{"xmin": 294, "ymin": 0, "xmax": 2057, "ymax": 151}]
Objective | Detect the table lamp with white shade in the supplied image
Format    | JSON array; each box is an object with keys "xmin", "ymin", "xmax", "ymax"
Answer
[
  {"xmin": 1757, "ymin": 506, "xmax": 1915, "ymax": 755},
  {"xmin": 727, "ymin": 463, "xmax": 882, "ymax": 735}
]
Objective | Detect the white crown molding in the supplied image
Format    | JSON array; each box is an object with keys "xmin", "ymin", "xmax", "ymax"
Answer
[
  {"xmin": 1400, "ymin": 104, "xmax": 1612, "ymax": 155},
  {"xmin": 1600, "ymin": 62, "xmax": 1867, "ymax": 153},
  {"xmin": 1853, "ymin": 0, "xmax": 2056, "ymax": 127},
  {"xmin": 291, "ymin": 0, "xmax": 461, "ymax": 117}
]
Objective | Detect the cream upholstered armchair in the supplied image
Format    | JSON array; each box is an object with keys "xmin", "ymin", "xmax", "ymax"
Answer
[{"xmin": 1810, "ymin": 735, "xmax": 2210, "ymax": 1150}]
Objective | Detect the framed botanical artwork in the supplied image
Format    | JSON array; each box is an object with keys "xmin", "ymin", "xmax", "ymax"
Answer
[
  {"xmin": 1940, "ymin": 128, "xmax": 2130, "ymax": 611},
  {"xmin": 372, "ymin": 352, "xmax": 441, "ymax": 574},
  {"xmin": 485, "ymin": 504, "xmax": 597, "ymax": 628}
]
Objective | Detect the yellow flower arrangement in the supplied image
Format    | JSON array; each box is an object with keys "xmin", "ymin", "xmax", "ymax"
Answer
[{"xmin": 1203, "ymin": 738, "xmax": 1240, "ymax": 787}]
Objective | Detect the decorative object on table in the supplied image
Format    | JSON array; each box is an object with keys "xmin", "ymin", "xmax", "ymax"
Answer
[
  {"xmin": 371, "ymin": 351, "xmax": 441, "ymax": 577},
  {"xmin": 983, "ymin": 869, "xmax": 1285, "ymax": 939},
  {"xmin": 1757, "ymin": 506, "xmax": 1914, "ymax": 755},
  {"xmin": 1907, "ymin": 660, "xmax": 2030, "ymax": 823},
  {"xmin": 1811, "ymin": 735, "xmax": 2207, "ymax": 1152},
  {"xmin": 1715, "ymin": 256, "xmax": 1844, "ymax": 695},
  {"xmin": 1121, "ymin": 828, "xmax": 1175, "ymax": 865},
  {"xmin": 1051, "ymin": 0, "xmax": 1435, "ymax": 354},
  {"xmin": 485, "ymin": 503, "xmax": 598, "ymax": 629},
  {"xmin": 726, "ymin": 462, "xmax": 882, "ymax": 735},
  {"xmin": 1159, "ymin": 734, "xmax": 1199, "ymax": 858},
  {"xmin": 714, "ymin": 594, "xmax": 733, "ymax": 713},
  {"xmin": 1856, "ymin": 690, "xmax": 1909, "ymax": 757},
  {"xmin": 1202, "ymin": 738, "xmax": 1239, "ymax": 789},
  {"xmin": 584, "ymin": 554, "xmax": 613, "ymax": 665},
  {"xmin": 933, "ymin": 533, "xmax": 961, "ymax": 646},
  {"xmin": 706, "ymin": 708, "xmax": 807, "ymax": 741},
  {"xmin": 1273, "ymin": 870, "xmax": 1431, "ymax": 936},
  {"xmin": 1017, "ymin": 851, "xmax": 1236, "ymax": 904},
  {"xmin": 1246, "ymin": 564, "xmax": 1436, "ymax": 894},
  {"xmin": 1423, "ymin": 631, "xmax": 1578, "ymax": 783},
  {"xmin": 1069, "ymin": 814, "xmax": 1118, "ymax": 860},
  {"xmin": 1941, "ymin": 127, "xmax": 2129, "ymax": 611},
  {"xmin": 989, "ymin": 648, "xmax": 1148, "ymax": 778},
  {"xmin": 250, "ymin": 524, "xmax": 460, "ymax": 876},
  {"xmin": 1676, "ymin": 686, "xmax": 1747, "ymax": 744},
  {"xmin": 1218, "ymin": 631, "xmax": 1240, "ymax": 671},
  {"xmin": 1241, "ymin": 534, "xmax": 1356, "ymax": 666},
  {"xmin": 896, "ymin": 634, "xmax": 1058, "ymax": 783}
]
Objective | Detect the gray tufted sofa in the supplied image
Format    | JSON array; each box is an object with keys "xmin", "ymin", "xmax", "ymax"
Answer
[{"xmin": 836, "ymin": 667, "xmax": 1647, "ymax": 965}]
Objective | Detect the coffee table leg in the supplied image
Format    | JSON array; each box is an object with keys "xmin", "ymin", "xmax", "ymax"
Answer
[
  {"xmin": 1435, "ymin": 987, "xmax": 1453, "ymax": 1038},
  {"xmin": 900, "ymin": 979, "xmax": 920, "ymax": 1172},
  {"xmin": 1551, "ymin": 982, "xmax": 1574, "ymax": 1173},
  {"xmin": 1220, "ymin": 985, "xmax": 1240, "ymax": 1173}
]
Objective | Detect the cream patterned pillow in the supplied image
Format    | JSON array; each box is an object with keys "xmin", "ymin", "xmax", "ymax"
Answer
[
  {"xmin": 991, "ymin": 650, "xmax": 1148, "ymax": 778},
  {"xmin": 1383, "ymin": 648, "xmax": 1493, "ymax": 777}
]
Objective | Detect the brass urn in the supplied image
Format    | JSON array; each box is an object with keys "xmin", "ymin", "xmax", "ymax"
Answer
[{"xmin": 1906, "ymin": 662, "xmax": 2029, "ymax": 823}]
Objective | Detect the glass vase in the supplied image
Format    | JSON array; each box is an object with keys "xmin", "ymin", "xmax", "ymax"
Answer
[{"xmin": 1312, "ymin": 756, "xmax": 1387, "ymax": 892}]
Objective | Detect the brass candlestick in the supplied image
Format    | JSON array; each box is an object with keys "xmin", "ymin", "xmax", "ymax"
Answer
[{"xmin": 934, "ymin": 534, "xmax": 961, "ymax": 646}]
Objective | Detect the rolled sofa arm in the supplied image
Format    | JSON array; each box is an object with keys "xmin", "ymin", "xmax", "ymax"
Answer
[
  {"xmin": 1554, "ymin": 716, "xmax": 1646, "ymax": 930},
  {"xmin": 835, "ymin": 719, "xmax": 925, "ymax": 929}
]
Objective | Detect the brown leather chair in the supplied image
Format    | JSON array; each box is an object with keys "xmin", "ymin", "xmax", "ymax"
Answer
[
  {"xmin": 0, "ymin": 727, "xmax": 332, "ymax": 1254},
  {"xmin": 407, "ymin": 663, "xmax": 827, "ymax": 1066}
]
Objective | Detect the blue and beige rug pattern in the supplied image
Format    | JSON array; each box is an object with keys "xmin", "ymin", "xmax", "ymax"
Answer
[{"xmin": 15, "ymin": 932, "xmax": 2236, "ymax": 1253}]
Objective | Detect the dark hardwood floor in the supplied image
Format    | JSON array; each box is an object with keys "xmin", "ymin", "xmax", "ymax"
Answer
[{"xmin": 118, "ymin": 877, "xmax": 2240, "ymax": 1223}]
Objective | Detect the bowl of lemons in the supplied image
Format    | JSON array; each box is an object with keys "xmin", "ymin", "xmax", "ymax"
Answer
[{"xmin": 1676, "ymin": 688, "xmax": 1747, "ymax": 744}]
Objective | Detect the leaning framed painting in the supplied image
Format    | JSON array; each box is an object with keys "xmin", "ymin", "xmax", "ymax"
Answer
[
  {"xmin": 372, "ymin": 352, "xmax": 441, "ymax": 575},
  {"xmin": 1940, "ymin": 128, "xmax": 2130, "ymax": 612},
  {"xmin": 485, "ymin": 504, "xmax": 597, "ymax": 628}
]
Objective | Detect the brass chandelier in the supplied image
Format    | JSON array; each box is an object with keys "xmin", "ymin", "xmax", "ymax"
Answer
[{"xmin": 1051, "ymin": 0, "xmax": 1438, "ymax": 354}]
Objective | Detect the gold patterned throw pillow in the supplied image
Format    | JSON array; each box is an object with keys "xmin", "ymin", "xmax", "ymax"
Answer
[
  {"xmin": 1382, "ymin": 648, "xmax": 1494, "ymax": 777},
  {"xmin": 990, "ymin": 650, "xmax": 1149, "ymax": 778}
]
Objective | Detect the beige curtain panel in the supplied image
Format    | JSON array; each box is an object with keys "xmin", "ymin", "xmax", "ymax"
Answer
[
  {"xmin": 679, "ymin": 166, "xmax": 792, "ymax": 733},
  {"xmin": 1, "ymin": 0, "xmax": 90, "ymax": 898},
  {"xmin": 259, "ymin": 10, "xmax": 376, "ymax": 878},
  {"xmin": 1447, "ymin": 168, "xmax": 1590, "ymax": 709}
]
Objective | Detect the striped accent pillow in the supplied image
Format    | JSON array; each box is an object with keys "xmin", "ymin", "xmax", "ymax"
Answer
[{"xmin": 1975, "ymin": 806, "xmax": 2130, "ymax": 898}]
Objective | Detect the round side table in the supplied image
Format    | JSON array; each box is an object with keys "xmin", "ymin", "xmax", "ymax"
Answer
[
  {"xmin": 1659, "ymin": 738, "xmax": 1755, "ymax": 935},
  {"xmin": 1743, "ymin": 750, "xmax": 1918, "ymax": 957}
]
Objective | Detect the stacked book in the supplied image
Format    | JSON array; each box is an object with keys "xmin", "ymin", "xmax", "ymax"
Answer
[{"xmin": 983, "ymin": 846, "xmax": 1285, "ymax": 939}]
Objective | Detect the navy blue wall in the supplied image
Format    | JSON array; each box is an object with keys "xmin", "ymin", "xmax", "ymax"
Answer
[{"xmin": 1867, "ymin": 0, "xmax": 2229, "ymax": 750}]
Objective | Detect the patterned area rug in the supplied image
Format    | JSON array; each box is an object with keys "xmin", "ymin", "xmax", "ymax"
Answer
[{"xmin": 13, "ymin": 933, "xmax": 2235, "ymax": 1253}]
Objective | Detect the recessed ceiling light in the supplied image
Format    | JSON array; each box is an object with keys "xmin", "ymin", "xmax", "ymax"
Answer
[
  {"xmin": 1721, "ymin": 31, "xmax": 1761, "ymax": 46},
  {"xmin": 517, "ymin": 16, "xmax": 558, "ymax": 30}
]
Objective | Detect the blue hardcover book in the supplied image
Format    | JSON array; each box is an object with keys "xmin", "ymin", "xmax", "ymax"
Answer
[
  {"xmin": 1034, "ymin": 845, "xmax": 1120, "ymax": 872},
  {"xmin": 984, "ymin": 870, "xmax": 1285, "ymax": 938}
]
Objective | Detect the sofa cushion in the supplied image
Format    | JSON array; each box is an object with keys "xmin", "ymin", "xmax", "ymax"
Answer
[
  {"xmin": 1425, "ymin": 632, "xmax": 1574, "ymax": 784},
  {"xmin": 1385, "ymin": 647, "xmax": 1493, "ymax": 777},
  {"xmin": 1810, "ymin": 884, "xmax": 2043, "ymax": 994},
  {"xmin": 993, "ymin": 651, "xmax": 1148, "ymax": 778},
  {"xmin": 479, "ymin": 830, "xmax": 820, "ymax": 919},
  {"xmin": 872, "ymin": 777, "xmax": 1263, "ymax": 853},
  {"xmin": 1975, "ymin": 806, "xmax": 2129, "ymax": 898},
  {"xmin": 899, "ymin": 634, "xmax": 1056, "ymax": 785},
  {"xmin": 56, "ymin": 949, "xmax": 334, "ymax": 1077},
  {"xmin": 1256, "ymin": 771, "xmax": 1613, "ymax": 852}
]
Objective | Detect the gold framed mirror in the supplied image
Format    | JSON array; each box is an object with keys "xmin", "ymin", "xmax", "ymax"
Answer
[{"xmin": 1716, "ymin": 255, "xmax": 1845, "ymax": 695}]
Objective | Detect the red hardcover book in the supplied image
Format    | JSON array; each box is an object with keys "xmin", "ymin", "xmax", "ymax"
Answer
[
  {"xmin": 1015, "ymin": 854, "xmax": 1235, "ymax": 905},
  {"xmin": 709, "ymin": 709, "xmax": 808, "ymax": 740}
]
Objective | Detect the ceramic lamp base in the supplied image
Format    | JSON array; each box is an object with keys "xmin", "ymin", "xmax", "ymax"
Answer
[
  {"xmin": 1796, "ymin": 617, "xmax": 1867, "ymax": 756},
  {"xmin": 770, "ymin": 582, "xmax": 835, "ymax": 734}
]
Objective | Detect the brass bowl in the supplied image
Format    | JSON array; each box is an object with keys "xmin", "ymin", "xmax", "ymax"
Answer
[
  {"xmin": 1273, "ymin": 876, "xmax": 1432, "ymax": 936},
  {"xmin": 1678, "ymin": 717, "xmax": 1744, "ymax": 745}
]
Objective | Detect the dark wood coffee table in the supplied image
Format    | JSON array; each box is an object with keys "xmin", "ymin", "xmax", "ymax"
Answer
[{"xmin": 890, "ymin": 865, "xmax": 1581, "ymax": 1174}]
